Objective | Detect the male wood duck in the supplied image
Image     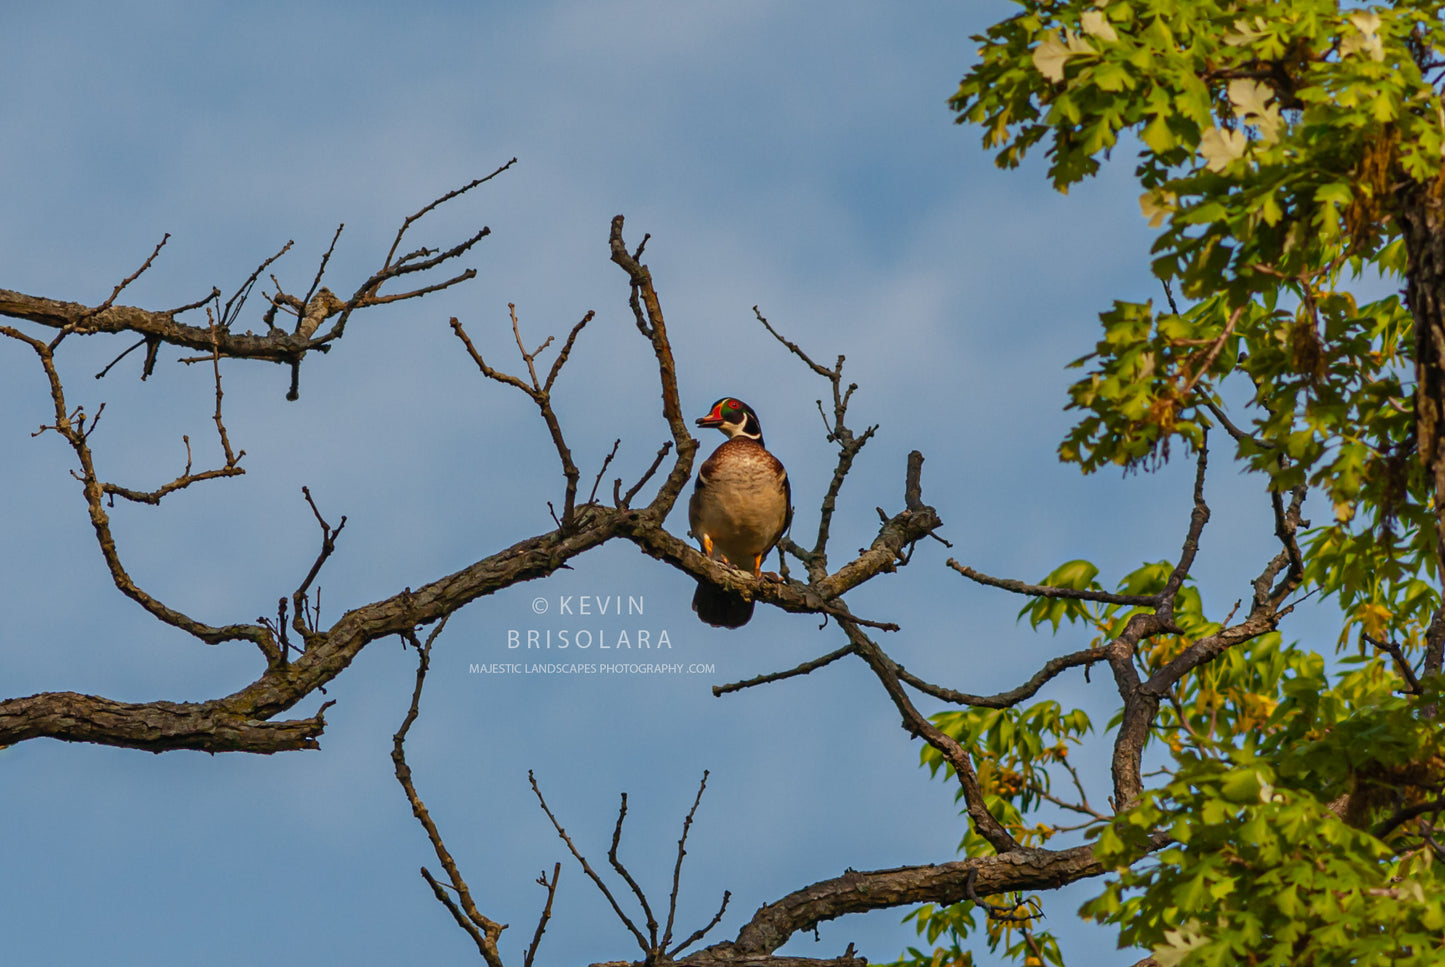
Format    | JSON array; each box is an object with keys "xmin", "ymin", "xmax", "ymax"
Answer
[{"xmin": 689, "ymin": 397, "xmax": 792, "ymax": 628}]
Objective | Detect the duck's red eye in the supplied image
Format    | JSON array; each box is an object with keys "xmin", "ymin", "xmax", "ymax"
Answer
[{"xmin": 726, "ymin": 398, "xmax": 740, "ymax": 410}]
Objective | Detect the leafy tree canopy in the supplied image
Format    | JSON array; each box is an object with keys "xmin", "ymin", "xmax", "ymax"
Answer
[{"xmin": 900, "ymin": 2, "xmax": 1445, "ymax": 964}]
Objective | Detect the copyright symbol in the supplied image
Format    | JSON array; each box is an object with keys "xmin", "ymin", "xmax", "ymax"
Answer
[{"xmin": 531, "ymin": 597, "xmax": 548, "ymax": 614}]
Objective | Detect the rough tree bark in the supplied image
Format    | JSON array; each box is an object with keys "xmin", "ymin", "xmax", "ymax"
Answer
[{"xmin": 1399, "ymin": 172, "xmax": 1445, "ymax": 564}]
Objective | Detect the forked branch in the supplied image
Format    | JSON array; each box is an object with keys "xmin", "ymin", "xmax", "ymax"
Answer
[
  {"xmin": 531, "ymin": 771, "xmax": 730, "ymax": 964},
  {"xmin": 754, "ymin": 307, "xmax": 876, "ymax": 583},
  {"xmin": 2, "ymin": 167, "xmax": 514, "ymax": 395},
  {"xmin": 450, "ymin": 305, "xmax": 594, "ymax": 528},
  {"xmin": 393, "ymin": 618, "xmax": 509, "ymax": 967}
]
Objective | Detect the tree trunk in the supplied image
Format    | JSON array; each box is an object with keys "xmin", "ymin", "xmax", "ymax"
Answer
[{"xmin": 1399, "ymin": 172, "xmax": 1445, "ymax": 567}]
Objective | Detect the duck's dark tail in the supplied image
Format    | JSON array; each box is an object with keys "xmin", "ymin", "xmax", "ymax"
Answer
[{"xmin": 692, "ymin": 581, "xmax": 753, "ymax": 628}]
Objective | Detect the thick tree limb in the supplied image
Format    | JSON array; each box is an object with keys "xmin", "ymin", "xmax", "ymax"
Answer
[
  {"xmin": 0, "ymin": 691, "xmax": 330, "ymax": 753},
  {"xmin": 1398, "ymin": 176, "xmax": 1445, "ymax": 565},
  {"xmin": 683, "ymin": 844, "xmax": 1128, "ymax": 965}
]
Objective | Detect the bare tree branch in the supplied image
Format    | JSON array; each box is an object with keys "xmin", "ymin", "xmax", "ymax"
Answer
[
  {"xmin": 753, "ymin": 307, "xmax": 876, "ymax": 583},
  {"xmin": 3, "ymin": 169, "xmax": 512, "ymax": 401},
  {"xmin": 392, "ymin": 619, "xmax": 507, "ymax": 967},
  {"xmin": 450, "ymin": 306, "xmax": 592, "ymax": 528},
  {"xmin": 947, "ymin": 560, "xmax": 1157, "ymax": 606},
  {"xmin": 608, "ymin": 793, "xmax": 661, "ymax": 944},
  {"xmin": 847, "ymin": 618, "xmax": 1018, "ymax": 852},
  {"xmin": 682, "ymin": 840, "xmax": 1170, "ymax": 965},
  {"xmin": 525, "ymin": 863, "xmax": 563, "ymax": 967},
  {"xmin": 383, "ymin": 158, "xmax": 517, "ymax": 270},
  {"xmin": 83, "ymin": 234, "xmax": 171, "ymax": 323},
  {"xmin": 619, "ymin": 442, "xmax": 673, "ymax": 510},
  {"xmin": 713, "ymin": 645, "xmax": 857, "ymax": 697},
  {"xmin": 531, "ymin": 772, "xmax": 651, "ymax": 953},
  {"xmin": 893, "ymin": 645, "xmax": 1110, "ymax": 709},
  {"xmin": 609, "ymin": 215, "xmax": 697, "ymax": 512},
  {"xmin": 1, "ymin": 321, "xmax": 272, "ymax": 650},
  {"xmin": 663, "ymin": 771, "xmax": 712, "ymax": 953}
]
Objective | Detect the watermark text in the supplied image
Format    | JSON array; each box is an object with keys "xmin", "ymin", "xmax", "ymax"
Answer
[{"xmin": 469, "ymin": 662, "xmax": 715, "ymax": 676}]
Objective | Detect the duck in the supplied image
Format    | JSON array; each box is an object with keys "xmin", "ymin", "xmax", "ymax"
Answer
[{"xmin": 688, "ymin": 397, "xmax": 791, "ymax": 628}]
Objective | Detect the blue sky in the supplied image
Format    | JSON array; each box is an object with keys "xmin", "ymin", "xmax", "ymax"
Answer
[{"xmin": 0, "ymin": 3, "xmax": 1333, "ymax": 965}]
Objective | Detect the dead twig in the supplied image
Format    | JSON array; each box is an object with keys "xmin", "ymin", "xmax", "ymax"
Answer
[
  {"xmin": 713, "ymin": 645, "xmax": 857, "ymax": 697},
  {"xmin": 392, "ymin": 617, "xmax": 507, "ymax": 967},
  {"xmin": 81, "ymin": 234, "xmax": 171, "ymax": 327},
  {"xmin": 531, "ymin": 771, "xmax": 651, "ymax": 952},
  {"xmin": 450, "ymin": 308, "xmax": 591, "ymax": 529},
  {"xmin": 525, "ymin": 863, "xmax": 563, "ymax": 967},
  {"xmin": 292, "ymin": 486, "xmax": 347, "ymax": 642},
  {"xmin": 619, "ymin": 441, "xmax": 673, "ymax": 509}
]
